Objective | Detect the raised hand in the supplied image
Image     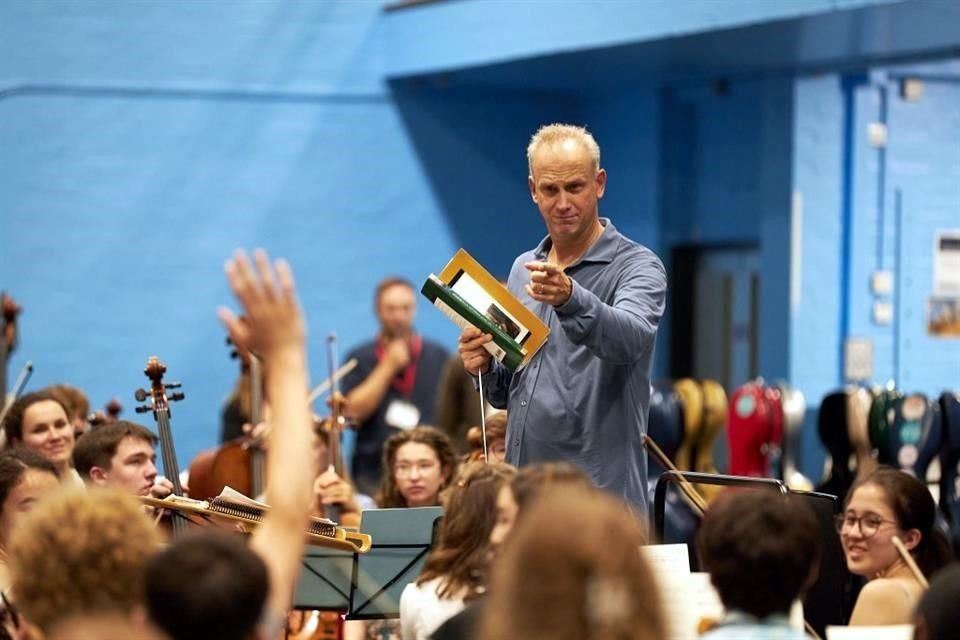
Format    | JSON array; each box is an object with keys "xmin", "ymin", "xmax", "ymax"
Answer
[{"xmin": 218, "ymin": 249, "xmax": 305, "ymax": 360}]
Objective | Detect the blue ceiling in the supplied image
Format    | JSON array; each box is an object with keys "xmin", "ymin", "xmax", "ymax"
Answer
[{"xmin": 388, "ymin": 0, "xmax": 960, "ymax": 93}]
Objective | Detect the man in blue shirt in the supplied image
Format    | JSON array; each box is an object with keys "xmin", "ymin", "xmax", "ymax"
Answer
[{"xmin": 459, "ymin": 123, "xmax": 666, "ymax": 513}]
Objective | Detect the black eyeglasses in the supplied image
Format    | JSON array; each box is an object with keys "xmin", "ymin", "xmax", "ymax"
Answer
[{"xmin": 835, "ymin": 513, "xmax": 898, "ymax": 538}]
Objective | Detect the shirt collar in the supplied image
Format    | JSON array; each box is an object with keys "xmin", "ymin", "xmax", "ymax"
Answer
[
  {"xmin": 717, "ymin": 611, "xmax": 793, "ymax": 628},
  {"xmin": 533, "ymin": 217, "xmax": 619, "ymax": 266}
]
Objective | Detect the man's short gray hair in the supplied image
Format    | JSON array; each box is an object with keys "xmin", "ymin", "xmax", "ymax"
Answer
[{"xmin": 527, "ymin": 123, "xmax": 601, "ymax": 176}]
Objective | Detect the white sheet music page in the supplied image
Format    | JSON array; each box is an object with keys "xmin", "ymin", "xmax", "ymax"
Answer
[
  {"xmin": 641, "ymin": 544, "xmax": 723, "ymax": 640},
  {"xmin": 826, "ymin": 625, "xmax": 915, "ymax": 640}
]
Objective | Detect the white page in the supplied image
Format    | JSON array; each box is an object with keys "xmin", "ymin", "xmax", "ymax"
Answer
[{"xmin": 826, "ymin": 625, "xmax": 914, "ymax": 640}]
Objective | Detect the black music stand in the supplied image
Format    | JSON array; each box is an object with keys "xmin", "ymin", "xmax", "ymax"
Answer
[
  {"xmin": 292, "ymin": 507, "xmax": 443, "ymax": 619},
  {"xmin": 653, "ymin": 470, "xmax": 849, "ymax": 638}
]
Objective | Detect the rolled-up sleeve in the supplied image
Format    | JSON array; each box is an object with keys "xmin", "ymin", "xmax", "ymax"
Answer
[{"xmin": 553, "ymin": 250, "xmax": 666, "ymax": 364}]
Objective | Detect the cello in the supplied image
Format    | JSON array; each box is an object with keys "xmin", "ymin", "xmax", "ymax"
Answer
[
  {"xmin": 135, "ymin": 356, "xmax": 189, "ymax": 538},
  {"xmin": 188, "ymin": 351, "xmax": 267, "ymax": 500}
]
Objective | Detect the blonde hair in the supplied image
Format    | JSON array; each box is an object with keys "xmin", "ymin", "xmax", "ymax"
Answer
[
  {"xmin": 479, "ymin": 486, "xmax": 664, "ymax": 640},
  {"xmin": 9, "ymin": 488, "xmax": 162, "ymax": 632},
  {"xmin": 527, "ymin": 123, "xmax": 601, "ymax": 176}
]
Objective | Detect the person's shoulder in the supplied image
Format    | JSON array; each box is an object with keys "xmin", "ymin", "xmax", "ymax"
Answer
[
  {"xmin": 345, "ymin": 339, "xmax": 378, "ymax": 357},
  {"xmin": 850, "ymin": 577, "xmax": 917, "ymax": 625},
  {"xmin": 858, "ymin": 576, "xmax": 915, "ymax": 602},
  {"xmin": 421, "ymin": 338, "xmax": 450, "ymax": 357}
]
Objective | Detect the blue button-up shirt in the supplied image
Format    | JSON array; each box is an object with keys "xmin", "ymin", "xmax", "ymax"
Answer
[{"xmin": 480, "ymin": 218, "xmax": 666, "ymax": 512}]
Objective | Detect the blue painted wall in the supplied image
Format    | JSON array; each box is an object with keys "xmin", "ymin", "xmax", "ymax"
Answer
[
  {"xmin": 0, "ymin": 1, "xmax": 467, "ymax": 468},
  {"xmin": 2, "ymin": 0, "xmax": 957, "ymax": 485},
  {"xmin": 791, "ymin": 74, "xmax": 847, "ymax": 479}
]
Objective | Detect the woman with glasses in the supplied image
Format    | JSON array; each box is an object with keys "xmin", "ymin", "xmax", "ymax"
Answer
[
  {"xmin": 345, "ymin": 426, "xmax": 457, "ymax": 640},
  {"xmin": 837, "ymin": 468, "xmax": 952, "ymax": 625},
  {"xmin": 376, "ymin": 426, "xmax": 457, "ymax": 509}
]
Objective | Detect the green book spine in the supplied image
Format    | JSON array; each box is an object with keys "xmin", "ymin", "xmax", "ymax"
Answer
[{"xmin": 421, "ymin": 275, "xmax": 524, "ymax": 372}]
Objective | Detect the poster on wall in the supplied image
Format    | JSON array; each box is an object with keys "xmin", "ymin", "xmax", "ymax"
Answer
[
  {"xmin": 928, "ymin": 297, "xmax": 960, "ymax": 337},
  {"xmin": 933, "ymin": 230, "xmax": 960, "ymax": 295},
  {"xmin": 928, "ymin": 231, "xmax": 960, "ymax": 338}
]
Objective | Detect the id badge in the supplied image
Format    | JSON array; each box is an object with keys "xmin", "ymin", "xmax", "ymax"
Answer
[{"xmin": 385, "ymin": 399, "xmax": 420, "ymax": 431}]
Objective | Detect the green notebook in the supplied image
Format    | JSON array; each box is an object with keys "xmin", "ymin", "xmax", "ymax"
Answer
[{"xmin": 421, "ymin": 275, "xmax": 525, "ymax": 372}]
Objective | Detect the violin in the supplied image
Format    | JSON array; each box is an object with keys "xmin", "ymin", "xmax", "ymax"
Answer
[
  {"xmin": 321, "ymin": 334, "xmax": 349, "ymax": 523},
  {"xmin": 134, "ymin": 356, "xmax": 189, "ymax": 538}
]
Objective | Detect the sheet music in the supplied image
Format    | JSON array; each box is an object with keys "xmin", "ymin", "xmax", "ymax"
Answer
[
  {"xmin": 219, "ymin": 486, "xmax": 335, "ymax": 525},
  {"xmin": 826, "ymin": 625, "xmax": 914, "ymax": 640},
  {"xmin": 640, "ymin": 543, "xmax": 691, "ymax": 574},
  {"xmin": 641, "ymin": 544, "xmax": 721, "ymax": 640}
]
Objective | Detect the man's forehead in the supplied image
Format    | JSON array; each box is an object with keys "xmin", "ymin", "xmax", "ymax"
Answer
[
  {"xmin": 117, "ymin": 436, "xmax": 155, "ymax": 453},
  {"xmin": 530, "ymin": 139, "xmax": 594, "ymax": 176}
]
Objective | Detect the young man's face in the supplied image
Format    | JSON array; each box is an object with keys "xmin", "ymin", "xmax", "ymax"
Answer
[{"xmin": 91, "ymin": 436, "xmax": 159, "ymax": 497}]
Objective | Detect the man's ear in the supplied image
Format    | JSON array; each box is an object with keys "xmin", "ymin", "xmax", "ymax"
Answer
[
  {"xmin": 89, "ymin": 466, "xmax": 110, "ymax": 486},
  {"xmin": 595, "ymin": 168, "xmax": 607, "ymax": 199},
  {"xmin": 528, "ymin": 175, "xmax": 537, "ymax": 203}
]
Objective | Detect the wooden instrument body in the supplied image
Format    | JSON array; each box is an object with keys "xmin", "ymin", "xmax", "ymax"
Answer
[
  {"xmin": 188, "ymin": 439, "xmax": 261, "ymax": 500},
  {"xmin": 189, "ymin": 355, "xmax": 266, "ymax": 500}
]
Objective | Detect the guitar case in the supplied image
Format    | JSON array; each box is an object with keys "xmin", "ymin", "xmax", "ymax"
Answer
[
  {"xmin": 889, "ymin": 393, "xmax": 942, "ymax": 479},
  {"xmin": 869, "ymin": 389, "xmax": 903, "ymax": 465},
  {"xmin": 815, "ymin": 391, "xmax": 854, "ymax": 499},
  {"xmin": 674, "ymin": 378, "xmax": 704, "ymax": 471},
  {"xmin": 647, "ymin": 380, "xmax": 685, "ymax": 478},
  {"xmin": 938, "ymin": 391, "xmax": 960, "ymax": 554},
  {"xmin": 693, "ymin": 379, "xmax": 727, "ymax": 500},
  {"xmin": 847, "ymin": 387, "xmax": 877, "ymax": 483},
  {"xmin": 728, "ymin": 381, "xmax": 777, "ymax": 477},
  {"xmin": 646, "ymin": 380, "xmax": 698, "ymax": 547},
  {"xmin": 779, "ymin": 383, "xmax": 813, "ymax": 490}
]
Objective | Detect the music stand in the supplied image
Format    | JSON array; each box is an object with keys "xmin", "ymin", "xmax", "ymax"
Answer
[{"xmin": 292, "ymin": 507, "xmax": 443, "ymax": 619}]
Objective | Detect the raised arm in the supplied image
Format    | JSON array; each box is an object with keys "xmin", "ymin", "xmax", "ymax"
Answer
[
  {"xmin": 343, "ymin": 339, "xmax": 408, "ymax": 422},
  {"xmin": 218, "ymin": 249, "xmax": 316, "ymax": 619}
]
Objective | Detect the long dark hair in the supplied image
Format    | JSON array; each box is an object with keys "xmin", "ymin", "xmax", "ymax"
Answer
[
  {"xmin": 847, "ymin": 467, "xmax": 953, "ymax": 577},
  {"xmin": 416, "ymin": 461, "xmax": 515, "ymax": 600},
  {"xmin": 376, "ymin": 426, "xmax": 457, "ymax": 508}
]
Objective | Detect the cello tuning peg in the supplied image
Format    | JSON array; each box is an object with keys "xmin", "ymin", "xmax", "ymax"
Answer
[
  {"xmin": 169, "ymin": 392, "xmax": 185, "ymax": 402},
  {"xmin": 165, "ymin": 383, "xmax": 182, "ymax": 389},
  {"xmin": 134, "ymin": 388, "xmax": 149, "ymax": 402},
  {"xmin": 135, "ymin": 405, "xmax": 152, "ymax": 414}
]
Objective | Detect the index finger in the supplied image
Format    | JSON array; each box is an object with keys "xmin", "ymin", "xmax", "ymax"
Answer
[
  {"xmin": 525, "ymin": 261, "xmax": 562, "ymax": 275},
  {"xmin": 461, "ymin": 326, "xmax": 484, "ymax": 341}
]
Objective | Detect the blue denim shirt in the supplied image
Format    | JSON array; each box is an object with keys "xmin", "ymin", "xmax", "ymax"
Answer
[
  {"xmin": 700, "ymin": 612, "xmax": 809, "ymax": 640},
  {"xmin": 480, "ymin": 218, "xmax": 666, "ymax": 512}
]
